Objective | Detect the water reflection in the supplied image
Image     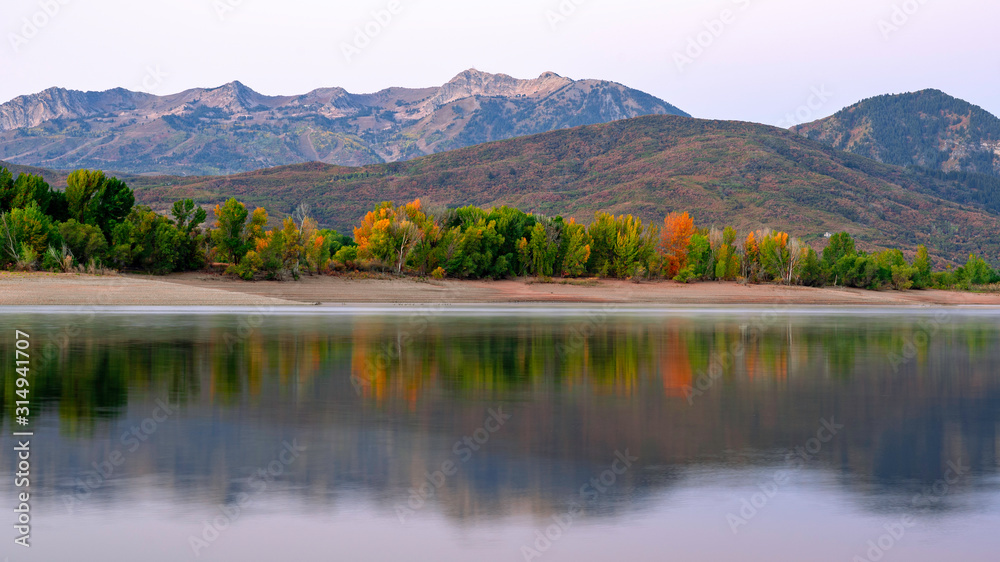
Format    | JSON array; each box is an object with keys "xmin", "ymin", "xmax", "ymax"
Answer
[{"xmin": 0, "ymin": 308, "xmax": 998, "ymax": 559}]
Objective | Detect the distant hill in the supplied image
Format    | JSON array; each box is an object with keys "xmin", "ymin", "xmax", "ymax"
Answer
[
  {"xmin": 0, "ymin": 159, "xmax": 66, "ymax": 188},
  {"xmin": 123, "ymin": 115, "xmax": 1000, "ymax": 265},
  {"xmin": 0, "ymin": 70, "xmax": 687, "ymax": 176},
  {"xmin": 792, "ymin": 89, "xmax": 1000, "ymax": 176}
]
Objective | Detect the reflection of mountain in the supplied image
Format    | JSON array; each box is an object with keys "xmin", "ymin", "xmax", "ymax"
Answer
[{"xmin": 1, "ymin": 313, "xmax": 998, "ymax": 521}]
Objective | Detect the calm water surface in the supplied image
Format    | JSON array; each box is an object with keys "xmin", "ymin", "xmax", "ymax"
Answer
[{"xmin": 1, "ymin": 307, "xmax": 999, "ymax": 561}]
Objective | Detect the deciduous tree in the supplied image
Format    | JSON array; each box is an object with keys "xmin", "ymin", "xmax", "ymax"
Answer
[{"xmin": 660, "ymin": 212, "xmax": 697, "ymax": 278}]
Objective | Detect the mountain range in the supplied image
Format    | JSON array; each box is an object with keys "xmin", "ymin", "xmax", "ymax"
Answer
[
  {"xmin": 0, "ymin": 70, "xmax": 686, "ymax": 175},
  {"xmin": 3, "ymin": 74, "xmax": 1000, "ymax": 265}
]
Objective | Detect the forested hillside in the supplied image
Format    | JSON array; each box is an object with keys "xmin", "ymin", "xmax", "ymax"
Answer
[{"xmin": 793, "ymin": 89, "xmax": 1000, "ymax": 176}]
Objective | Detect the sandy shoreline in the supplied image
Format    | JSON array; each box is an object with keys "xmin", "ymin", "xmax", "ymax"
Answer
[{"xmin": 2, "ymin": 271, "xmax": 1000, "ymax": 308}]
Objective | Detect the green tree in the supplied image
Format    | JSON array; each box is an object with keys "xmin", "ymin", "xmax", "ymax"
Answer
[
  {"xmin": 911, "ymin": 245, "xmax": 932, "ymax": 289},
  {"xmin": 796, "ymin": 247, "xmax": 824, "ymax": 287},
  {"xmin": 822, "ymin": 232, "xmax": 857, "ymax": 284},
  {"xmin": 0, "ymin": 168, "xmax": 13, "ymax": 212},
  {"xmin": 519, "ymin": 221, "xmax": 559, "ymax": 278},
  {"xmin": 66, "ymin": 170, "xmax": 106, "ymax": 223},
  {"xmin": 443, "ymin": 219, "xmax": 506, "ymax": 278},
  {"xmin": 110, "ymin": 207, "xmax": 184, "ymax": 274},
  {"xmin": 170, "ymin": 199, "xmax": 208, "ymax": 270},
  {"xmin": 64, "ymin": 170, "xmax": 134, "ymax": 238},
  {"xmin": 171, "ymin": 199, "xmax": 207, "ymax": 233},
  {"xmin": 211, "ymin": 198, "xmax": 250, "ymax": 263},
  {"xmin": 92, "ymin": 176, "xmax": 135, "ymax": 237},
  {"xmin": 210, "ymin": 199, "xmax": 266, "ymax": 274},
  {"xmin": 10, "ymin": 173, "xmax": 52, "ymax": 212},
  {"xmin": 675, "ymin": 233, "xmax": 713, "ymax": 282},
  {"xmin": 560, "ymin": 219, "xmax": 591, "ymax": 277},
  {"xmin": 962, "ymin": 254, "xmax": 996, "ymax": 285},
  {"xmin": 7, "ymin": 203, "xmax": 56, "ymax": 257},
  {"xmin": 59, "ymin": 219, "xmax": 108, "ymax": 265},
  {"xmin": 585, "ymin": 212, "xmax": 617, "ymax": 276}
]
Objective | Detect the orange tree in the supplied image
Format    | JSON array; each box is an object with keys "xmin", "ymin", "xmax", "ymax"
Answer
[{"xmin": 660, "ymin": 212, "xmax": 696, "ymax": 278}]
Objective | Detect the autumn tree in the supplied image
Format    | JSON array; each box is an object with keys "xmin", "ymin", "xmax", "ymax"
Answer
[
  {"xmin": 660, "ymin": 212, "xmax": 697, "ymax": 278},
  {"xmin": 256, "ymin": 216, "xmax": 306, "ymax": 279},
  {"xmin": 759, "ymin": 230, "xmax": 790, "ymax": 283},
  {"xmin": 355, "ymin": 200, "xmax": 431, "ymax": 274},
  {"xmin": 743, "ymin": 231, "xmax": 761, "ymax": 282}
]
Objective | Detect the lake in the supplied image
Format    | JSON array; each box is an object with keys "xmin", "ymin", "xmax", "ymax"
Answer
[{"xmin": 1, "ymin": 306, "xmax": 999, "ymax": 561}]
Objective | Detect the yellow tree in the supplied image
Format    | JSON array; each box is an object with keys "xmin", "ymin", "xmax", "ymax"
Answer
[
  {"xmin": 561, "ymin": 218, "xmax": 591, "ymax": 277},
  {"xmin": 355, "ymin": 199, "xmax": 429, "ymax": 274},
  {"xmin": 300, "ymin": 217, "xmax": 329, "ymax": 273}
]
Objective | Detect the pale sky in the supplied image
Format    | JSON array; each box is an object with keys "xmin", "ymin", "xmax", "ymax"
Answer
[{"xmin": 2, "ymin": 0, "xmax": 998, "ymax": 126}]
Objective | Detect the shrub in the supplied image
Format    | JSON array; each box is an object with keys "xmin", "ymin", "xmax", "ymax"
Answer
[{"xmin": 333, "ymin": 245, "xmax": 359, "ymax": 268}]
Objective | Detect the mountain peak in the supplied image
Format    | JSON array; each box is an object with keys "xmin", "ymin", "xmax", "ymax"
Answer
[
  {"xmin": 198, "ymin": 81, "xmax": 266, "ymax": 113},
  {"xmin": 793, "ymin": 89, "xmax": 1000, "ymax": 176},
  {"xmin": 450, "ymin": 68, "xmax": 493, "ymax": 80},
  {"xmin": 214, "ymin": 80, "xmax": 253, "ymax": 92}
]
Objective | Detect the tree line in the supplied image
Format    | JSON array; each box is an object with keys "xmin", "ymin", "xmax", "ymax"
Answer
[
  {"xmin": 2, "ymin": 167, "xmax": 997, "ymax": 290},
  {"xmin": 337, "ymin": 199, "xmax": 998, "ymax": 290}
]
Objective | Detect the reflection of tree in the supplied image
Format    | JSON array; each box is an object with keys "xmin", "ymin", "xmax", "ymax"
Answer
[
  {"xmin": 3, "ymin": 314, "xmax": 999, "ymax": 522},
  {"xmin": 5, "ymin": 315, "xmax": 1000, "ymax": 421},
  {"xmin": 661, "ymin": 325, "xmax": 692, "ymax": 397}
]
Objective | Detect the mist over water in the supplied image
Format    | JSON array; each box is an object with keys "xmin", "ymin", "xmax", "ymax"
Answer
[{"xmin": 1, "ymin": 308, "xmax": 998, "ymax": 561}]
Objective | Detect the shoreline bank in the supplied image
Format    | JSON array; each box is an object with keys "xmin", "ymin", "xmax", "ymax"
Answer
[{"xmin": 3, "ymin": 272, "xmax": 1000, "ymax": 307}]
